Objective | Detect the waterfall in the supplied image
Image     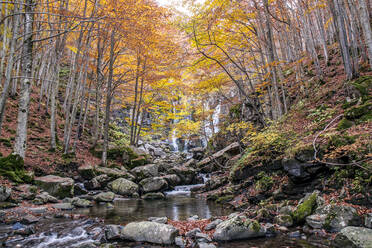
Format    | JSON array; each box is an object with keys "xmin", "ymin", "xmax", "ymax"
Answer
[
  {"xmin": 171, "ymin": 128, "xmax": 179, "ymax": 152},
  {"xmin": 212, "ymin": 103, "xmax": 221, "ymax": 133}
]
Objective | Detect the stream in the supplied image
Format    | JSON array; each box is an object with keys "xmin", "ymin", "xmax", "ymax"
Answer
[{"xmin": 1, "ymin": 184, "xmax": 332, "ymax": 248}]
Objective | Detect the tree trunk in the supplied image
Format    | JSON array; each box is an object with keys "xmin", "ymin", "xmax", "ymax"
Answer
[
  {"xmin": 14, "ymin": 0, "xmax": 34, "ymax": 158},
  {"xmin": 359, "ymin": 0, "xmax": 372, "ymax": 67},
  {"xmin": 102, "ymin": 31, "xmax": 115, "ymax": 166}
]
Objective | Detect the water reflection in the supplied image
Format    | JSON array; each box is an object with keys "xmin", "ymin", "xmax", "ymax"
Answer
[{"xmin": 74, "ymin": 195, "xmax": 232, "ymax": 224}]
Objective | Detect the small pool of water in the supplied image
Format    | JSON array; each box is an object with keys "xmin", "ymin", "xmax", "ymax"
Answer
[{"xmin": 73, "ymin": 195, "xmax": 233, "ymax": 224}]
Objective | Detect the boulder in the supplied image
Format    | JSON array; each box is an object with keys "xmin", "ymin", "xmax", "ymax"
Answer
[
  {"xmin": 161, "ymin": 174, "xmax": 181, "ymax": 187},
  {"xmin": 72, "ymin": 197, "xmax": 92, "ymax": 208},
  {"xmin": 205, "ymin": 219, "xmax": 223, "ymax": 231},
  {"xmin": 142, "ymin": 192, "xmax": 165, "ymax": 200},
  {"xmin": 94, "ymin": 192, "xmax": 115, "ymax": 202},
  {"xmin": 282, "ymin": 158, "xmax": 323, "ymax": 183},
  {"xmin": 77, "ymin": 164, "xmax": 96, "ymax": 180},
  {"xmin": 306, "ymin": 204, "xmax": 361, "ymax": 232},
  {"xmin": 168, "ymin": 166, "xmax": 196, "ymax": 184},
  {"xmin": 274, "ymin": 214, "xmax": 293, "ymax": 227},
  {"xmin": 213, "ymin": 215, "xmax": 266, "ymax": 241},
  {"xmin": 95, "ymin": 167, "xmax": 133, "ymax": 180},
  {"xmin": 108, "ymin": 178, "xmax": 138, "ymax": 197},
  {"xmin": 0, "ymin": 185, "xmax": 11, "ymax": 201},
  {"xmin": 130, "ymin": 156, "xmax": 148, "ymax": 169},
  {"xmin": 139, "ymin": 177, "xmax": 168, "ymax": 193},
  {"xmin": 52, "ymin": 203, "xmax": 74, "ymax": 210},
  {"xmin": 334, "ymin": 227, "xmax": 372, "ymax": 248},
  {"xmin": 33, "ymin": 192, "xmax": 58, "ymax": 204},
  {"xmin": 189, "ymin": 147, "xmax": 204, "ymax": 160},
  {"xmin": 365, "ymin": 213, "xmax": 372, "ymax": 228},
  {"xmin": 121, "ymin": 221, "xmax": 179, "ymax": 245},
  {"xmin": 291, "ymin": 191, "xmax": 318, "ymax": 224},
  {"xmin": 16, "ymin": 184, "xmax": 37, "ymax": 200},
  {"xmin": 34, "ymin": 175, "xmax": 74, "ymax": 198},
  {"xmin": 131, "ymin": 164, "xmax": 159, "ymax": 181},
  {"xmin": 105, "ymin": 225, "xmax": 123, "ymax": 240},
  {"xmin": 148, "ymin": 217, "xmax": 168, "ymax": 224}
]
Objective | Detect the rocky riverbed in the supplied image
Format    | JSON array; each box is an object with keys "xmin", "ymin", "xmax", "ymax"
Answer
[{"xmin": 0, "ymin": 141, "xmax": 371, "ymax": 247}]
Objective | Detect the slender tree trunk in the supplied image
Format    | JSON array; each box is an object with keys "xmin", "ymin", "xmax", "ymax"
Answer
[
  {"xmin": 102, "ymin": 31, "xmax": 115, "ymax": 166},
  {"xmin": 359, "ymin": 0, "xmax": 372, "ymax": 67},
  {"xmin": 0, "ymin": 2, "xmax": 20, "ymax": 134},
  {"xmin": 14, "ymin": 0, "xmax": 34, "ymax": 158}
]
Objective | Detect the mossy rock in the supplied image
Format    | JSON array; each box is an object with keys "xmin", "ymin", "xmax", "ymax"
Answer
[
  {"xmin": 291, "ymin": 191, "xmax": 318, "ymax": 224},
  {"xmin": 255, "ymin": 172, "xmax": 274, "ymax": 191},
  {"xmin": 328, "ymin": 134, "xmax": 356, "ymax": 148},
  {"xmin": 129, "ymin": 156, "xmax": 147, "ymax": 169},
  {"xmin": 351, "ymin": 76, "xmax": 372, "ymax": 100},
  {"xmin": 0, "ymin": 154, "xmax": 33, "ymax": 183},
  {"xmin": 216, "ymin": 194, "xmax": 234, "ymax": 203},
  {"xmin": 345, "ymin": 102, "xmax": 372, "ymax": 121},
  {"xmin": 337, "ymin": 118, "xmax": 353, "ymax": 130}
]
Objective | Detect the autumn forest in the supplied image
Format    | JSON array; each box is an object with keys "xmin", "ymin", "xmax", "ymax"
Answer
[{"xmin": 0, "ymin": 0, "xmax": 371, "ymax": 247}]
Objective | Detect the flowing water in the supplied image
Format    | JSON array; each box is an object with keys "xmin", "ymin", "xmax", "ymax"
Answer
[{"xmin": 2, "ymin": 182, "xmax": 331, "ymax": 247}]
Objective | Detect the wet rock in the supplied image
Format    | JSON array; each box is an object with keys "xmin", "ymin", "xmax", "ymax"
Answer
[
  {"xmin": 197, "ymin": 243, "xmax": 216, "ymax": 248},
  {"xmin": 84, "ymin": 177, "xmax": 101, "ymax": 190},
  {"xmin": 20, "ymin": 215, "xmax": 39, "ymax": 224},
  {"xmin": 0, "ymin": 202, "xmax": 17, "ymax": 209},
  {"xmin": 274, "ymin": 215, "xmax": 293, "ymax": 227},
  {"xmin": 188, "ymin": 215, "xmax": 199, "ymax": 221},
  {"xmin": 52, "ymin": 203, "xmax": 74, "ymax": 210},
  {"xmin": 12, "ymin": 222, "xmax": 25, "ymax": 230},
  {"xmin": 264, "ymin": 223, "xmax": 276, "ymax": 236},
  {"xmin": 95, "ymin": 167, "xmax": 133, "ymax": 181},
  {"xmin": 14, "ymin": 225, "xmax": 35, "ymax": 235},
  {"xmin": 168, "ymin": 166, "xmax": 196, "ymax": 184},
  {"xmin": 196, "ymin": 232, "xmax": 212, "ymax": 243},
  {"xmin": 107, "ymin": 178, "xmax": 138, "ymax": 197},
  {"xmin": 148, "ymin": 217, "xmax": 168, "ymax": 224},
  {"xmin": 121, "ymin": 221, "xmax": 179, "ymax": 244},
  {"xmin": 94, "ymin": 192, "xmax": 115, "ymax": 202},
  {"xmin": 131, "ymin": 164, "xmax": 159, "ymax": 181},
  {"xmin": 175, "ymin": 236, "xmax": 186, "ymax": 248},
  {"xmin": 72, "ymin": 197, "xmax": 92, "ymax": 208},
  {"xmin": 0, "ymin": 185, "xmax": 11, "ymax": 201},
  {"xmin": 213, "ymin": 215, "xmax": 266, "ymax": 241},
  {"xmin": 334, "ymin": 226, "xmax": 372, "ymax": 248},
  {"xmin": 278, "ymin": 226, "xmax": 289, "ymax": 232},
  {"xmin": 205, "ymin": 219, "xmax": 223, "ymax": 231},
  {"xmin": 105, "ymin": 225, "xmax": 123, "ymax": 240},
  {"xmin": 15, "ymin": 184, "xmax": 37, "ymax": 200},
  {"xmin": 206, "ymin": 176, "xmax": 227, "ymax": 191},
  {"xmin": 33, "ymin": 191, "xmax": 58, "ymax": 204},
  {"xmin": 78, "ymin": 164, "xmax": 96, "ymax": 180},
  {"xmin": 161, "ymin": 174, "xmax": 181, "ymax": 187},
  {"xmin": 27, "ymin": 207, "xmax": 47, "ymax": 214},
  {"xmin": 74, "ymin": 183, "xmax": 88, "ymax": 195},
  {"xmin": 364, "ymin": 213, "xmax": 372, "ymax": 228},
  {"xmin": 306, "ymin": 204, "xmax": 361, "ymax": 232},
  {"xmin": 142, "ymin": 192, "xmax": 165, "ymax": 200},
  {"xmin": 139, "ymin": 177, "xmax": 168, "ymax": 193},
  {"xmin": 190, "ymin": 147, "xmax": 204, "ymax": 160},
  {"xmin": 34, "ymin": 175, "xmax": 74, "ymax": 198},
  {"xmin": 289, "ymin": 231, "xmax": 301, "ymax": 238},
  {"xmin": 186, "ymin": 228, "xmax": 201, "ymax": 238}
]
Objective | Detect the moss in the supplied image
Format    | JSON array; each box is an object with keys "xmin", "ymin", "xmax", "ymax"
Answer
[
  {"xmin": 337, "ymin": 118, "xmax": 353, "ymax": 130},
  {"xmin": 291, "ymin": 192, "xmax": 317, "ymax": 224},
  {"xmin": 129, "ymin": 156, "xmax": 146, "ymax": 169},
  {"xmin": 0, "ymin": 138, "xmax": 12, "ymax": 147},
  {"xmin": 215, "ymin": 194, "xmax": 234, "ymax": 203},
  {"xmin": 323, "ymin": 212, "xmax": 336, "ymax": 230},
  {"xmin": 352, "ymin": 76, "xmax": 372, "ymax": 99},
  {"xmin": 0, "ymin": 154, "xmax": 33, "ymax": 183},
  {"xmin": 255, "ymin": 173, "xmax": 274, "ymax": 191},
  {"xmin": 345, "ymin": 102, "xmax": 372, "ymax": 120},
  {"xmin": 250, "ymin": 220, "xmax": 261, "ymax": 232},
  {"xmin": 328, "ymin": 134, "xmax": 356, "ymax": 148}
]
